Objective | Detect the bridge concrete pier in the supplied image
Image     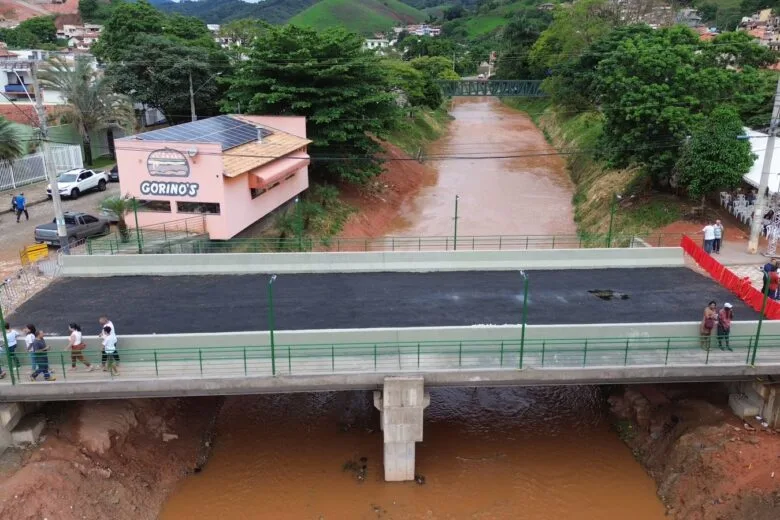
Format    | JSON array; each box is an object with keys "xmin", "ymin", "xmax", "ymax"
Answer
[{"xmin": 373, "ymin": 376, "xmax": 430, "ymax": 482}]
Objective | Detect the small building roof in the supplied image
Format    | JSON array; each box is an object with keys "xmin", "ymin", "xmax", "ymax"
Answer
[{"xmin": 222, "ymin": 129, "xmax": 311, "ymax": 177}]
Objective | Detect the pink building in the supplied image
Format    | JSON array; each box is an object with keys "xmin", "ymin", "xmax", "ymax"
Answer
[{"xmin": 115, "ymin": 115, "xmax": 311, "ymax": 239}]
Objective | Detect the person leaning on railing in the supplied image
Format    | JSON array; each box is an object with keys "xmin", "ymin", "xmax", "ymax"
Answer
[
  {"xmin": 700, "ymin": 301, "xmax": 718, "ymax": 351},
  {"xmin": 717, "ymin": 303, "xmax": 733, "ymax": 352}
]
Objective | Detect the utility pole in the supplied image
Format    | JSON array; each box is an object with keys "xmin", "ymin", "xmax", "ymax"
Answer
[
  {"xmin": 748, "ymin": 75, "xmax": 780, "ymax": 254},
  {"xmin": 30, "ymin": 61, "xmax": 69, "ymax": 253},
  {"xmin": 189, "ymin": 72, "xmax": 197, "ymax": 122}
]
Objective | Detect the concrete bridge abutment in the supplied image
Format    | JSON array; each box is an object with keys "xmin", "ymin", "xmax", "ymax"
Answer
[{"xmin": 373, "ymin": 376, "xmax": 430, "ymax": 482}]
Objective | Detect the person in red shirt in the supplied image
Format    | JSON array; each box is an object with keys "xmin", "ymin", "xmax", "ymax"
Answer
[
  {"xmin": 717, "ymin": 303, "xmax": 733, "ymax": 352},
  {"xmin": 770, "ymin": 270, "xmax": 780, "ymax": 300}
]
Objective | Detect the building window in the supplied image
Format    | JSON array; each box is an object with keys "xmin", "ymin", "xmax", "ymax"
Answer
[
  {"xmin": 176, "ymin": 202, "xmax": 221, "ymax": 214},
  {"xmin": 250, "ymin": 187, "xmax": 266, "ymax": 199},
  {"xmin": 137, "ymin": 200, "xmax": 172, "ymax": 212}
]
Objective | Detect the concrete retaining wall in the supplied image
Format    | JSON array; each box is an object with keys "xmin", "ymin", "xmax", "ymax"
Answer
[
  {"xmin": 37, "ymin": 320, "xmax": 780, "ymax": 351},
  {"xmin": 61, "ymin": 247, "xmax": 685, "ymax": 277}
]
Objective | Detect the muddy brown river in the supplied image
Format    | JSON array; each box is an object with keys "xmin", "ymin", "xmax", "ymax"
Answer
[{"xmin": 160, "ymin": 99, "xmax": 666, "ymax": 519}]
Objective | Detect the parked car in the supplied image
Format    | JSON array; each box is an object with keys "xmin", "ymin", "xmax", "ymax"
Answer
[
  {"xmin": 108, "ymin": 165, "xmax": 119, "ymax": 182},
  {"xmin": 46, "ymin": 168, "xmax": 109, "ymax": 199},
  {"xmin": 34, "ymin": 211, "xmax": 110, "ymax": 246}
]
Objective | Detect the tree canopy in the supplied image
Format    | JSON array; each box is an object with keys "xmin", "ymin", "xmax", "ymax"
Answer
[
  {"xmin": 0, "ymin": 16, "xmax": 57, "ymax": 49},
  {"xmin": 0, "ymin": 117, "xmax": 23, "ymax": 162},
  {"xmin": 223, "ymin": 25, "xmax": 399, "ymax": 185}
]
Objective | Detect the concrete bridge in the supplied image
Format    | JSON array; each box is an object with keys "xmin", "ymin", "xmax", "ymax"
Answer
[
  {"xmin": 2, "ymin": 246, "xmax": 780, "ymax": 480},
  {"xmin": 437, "ymin": 80, "xmax": 545, "ymax": 97}
]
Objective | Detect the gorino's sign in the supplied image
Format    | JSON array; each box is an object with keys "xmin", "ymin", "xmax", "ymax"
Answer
[{"xmin": 141, "ymin": 149, "xmax": 200, "ymax": 197}]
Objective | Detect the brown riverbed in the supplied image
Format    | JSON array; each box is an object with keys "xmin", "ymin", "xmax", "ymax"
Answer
[{"xmin": 160, "ymin": 98, "xmax": 665, "ymax": 520}]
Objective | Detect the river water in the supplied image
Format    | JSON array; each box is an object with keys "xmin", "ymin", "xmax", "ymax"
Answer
[{"xmin": 160, "ymin": 98, "xmax": 666, "ymax": 519}]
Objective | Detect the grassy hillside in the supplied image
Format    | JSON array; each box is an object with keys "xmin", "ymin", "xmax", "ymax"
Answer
[
  {"xmin": 290, "ymin": 0, "xmax": 425, "ymax": 33},
  {"xmin": 458, "ymin": 0, "xmax": 544, "ymax": 38}
]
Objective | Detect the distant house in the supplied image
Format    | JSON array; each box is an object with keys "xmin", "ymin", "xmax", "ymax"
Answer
[
  {"xmin": 405, "ymin": 24, "xmax": 441, "ymax": 37},
  {"xmin": 56, "ymin": 24, "xmax": 103, "ymax": 52},
  {"xmin": 363, "ymin": 38, "xmax": 390, "ymax": 51},
  {"xmin": 675, "ymin": 8, "xmax": 702, "ymax": 27}
]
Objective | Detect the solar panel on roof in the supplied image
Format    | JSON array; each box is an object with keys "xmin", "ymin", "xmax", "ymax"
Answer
[{"xmin": 129, "ymin": 115, "xmax": 273, "ymax": 151}]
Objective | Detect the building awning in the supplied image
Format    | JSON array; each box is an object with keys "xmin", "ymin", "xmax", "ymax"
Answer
[
  {"xmin": 248, "ymin": 156, "xmax": 310, "ymax": 189},
  {"xmin": 743, "ymin": 128, "xmax": 780, "ymax": 194}
]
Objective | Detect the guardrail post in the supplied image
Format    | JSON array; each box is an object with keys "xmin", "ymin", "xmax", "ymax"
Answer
[
  {"xmin": 86, "ymin": 237, "xmax": 93, "ymax": 255},
  {"xmin": 551, "ymin": 236, "xmax": 556, "ymax": 249},
  {"xmin": 705, "ymin": 344, "xmax": 711, "ymax": 365},
  {"xmin": 623, "ymin": 339, "xmax": 629, "ymax": 365},
  {"xmin": 60, "ymin": 351, "xmax": 66, "ymax": 378},
  {"xmin": 583, "ymin": 339, "xmax": 588, "ymax": 366},
  {"xmin": 525, "ymin": 236, "xmax": 529, "ymax": 249},
  {"xmin": 499, "ymin": 236, "xmax": 502, "ymax": 250},
  {"xmin": 198, "ymin": 348, "xmax": 203, "ymax": 376},
  {"xmin": 453, "ymin": 197, "xmax": 459, "ymax": 252},
  {"xmin": 288, "ymin": 346, "xmax": 292, "ymax": 374},
  {"xmin": 499, "ymin": 340, "xmax": 504, "ymax": 367},
  {"xmin": 541, "ymin": 340, "xmax": 546, "ymax": 366},
  {"xmin": 331, "ymin": 344, "xmax": 335, "ymax": 371},
  {"xmin": 154, "ymin": 351, "xmax": 159, "ymax": 376},
  {"xmin": 373, "ymin": 344, "xmax": 377, "ymax": 371},
  {"xmin": 745, "ymin": 338, "xmax": 753, "ymax": 365},
  {"xmin": 243, "ymin": 347, "xmax": 247, "ymax": 375},
  {"xmin": 458, "ymin": 341, "xmax": 462, "ymax": 367},
  {"xmin": 133, "ymin": 197, "xmax": 143, "ymax": 254},
  {"xmin": 753, "ymin": 279, "xmax": 770, "ymax": 366},
  {"xmin": 268, "ymin": 275, "xmax": 277, "ymax": 376},
  {"xmin": 417, "ymin": 342, "xmax": 421, "ymax": 368},
  {"xmin": 392, "ymin": 238, "xmax": 395, "ymax": 252},
  {"xmin": 664, "ymin": 338, "xmax": 671, "ymax": 365},
  {"xmin": 519, "ymin": 271, "xmax": 528, "ymax": 369}
]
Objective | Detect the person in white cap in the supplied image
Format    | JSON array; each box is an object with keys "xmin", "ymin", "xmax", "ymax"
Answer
[{"xmin": 717, "ymin": 303, "xmax": 733, "ymax": 352}]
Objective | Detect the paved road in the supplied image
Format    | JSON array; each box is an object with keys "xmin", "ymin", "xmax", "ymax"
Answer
[
  {"xmin": 0, "ymin": 182, "xmax": 120, "ymax": 276},
  {"xmin": 9, "ymin": 268, "xmax": 758, "ymax": 335}
]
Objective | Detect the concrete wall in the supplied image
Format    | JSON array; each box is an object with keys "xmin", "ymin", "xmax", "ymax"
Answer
[
  {"xmin": 61, "ymin": 247, "xmax": 685, "ymax": 277},
  {"xmin": 36, "ymin": 320, "xmax": 780, "ymax": 351}
]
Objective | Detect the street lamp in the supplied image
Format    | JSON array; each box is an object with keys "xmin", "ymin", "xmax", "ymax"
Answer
[
  {"xmin": 268, "ymin": 274, "xmax": 277, "ymax": 375},
  {"xmin": 606, "ymin": 193, "xmax": 622, "ymax": 248},
  {"xmin": 453, "ymin": 194, "xmax": 460, "ymax": 251},
  {"xmin": 753, "ymin": 271, "xmax": 771, "ymax": 365},
  {"xmin": 293, "ymin": 197, "xmax": 304, "ymax": 251},
  {"xmin": 0, "ymin": 298, "xmax": 15, "ymax": 384},
  {"xmin": 519, "ymin": 270, "xmax": 529, "ymax": 369}
]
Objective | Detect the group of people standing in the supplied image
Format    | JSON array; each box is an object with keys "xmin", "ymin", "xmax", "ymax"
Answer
[
  {"xmin": 0, "ymin": 316, "xmax": 120, "ymax": 381},
  {"xmin": 701, "ymin": 220, "xmax": 725, "ymax": 255},
  {"xmin": 700, "ymin": 301, "xmax": 734, "ymax": 351}
]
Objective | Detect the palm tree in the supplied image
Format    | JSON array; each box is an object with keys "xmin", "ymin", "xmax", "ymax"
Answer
[
  {"xmin": 38, "ymin": 56, "xmax": 135, "ymax": 165},
  {"xmin": 0, "ymin": 117, "xmax": 24, "ymax": 161},
  {"xmin": 100, "ymin": 195, "xmax": 138, "ymax": 243}
]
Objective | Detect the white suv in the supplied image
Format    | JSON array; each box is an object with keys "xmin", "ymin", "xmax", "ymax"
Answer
[{"xmin": 46, "ymin": 168, "xmax": 109, "ymax": 199}]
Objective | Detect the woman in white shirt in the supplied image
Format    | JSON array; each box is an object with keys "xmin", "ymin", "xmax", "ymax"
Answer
[
  {"xmin": 67, "ymin": 323, "xmax": 93, "ymax": 371},
  {"xmin": 5, "ymin": 322, "xmax": 21, "ymax": 371},
  {"xmin": 102, "ymin": 325, "xmax": 119, "ymax": 376},
  {"xmin": 24, "ymin": 324, "xmax": 37, "ymax": 374}
]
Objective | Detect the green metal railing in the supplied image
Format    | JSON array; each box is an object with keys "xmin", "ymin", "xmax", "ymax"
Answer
[
  {"xmin": 84, "ymin": 215, "xmax": 207, "ymax": 255},
  {"xmin": 81, "ymin": 232, "xmax": 685, "ymax": 256},
  {"xmin": 3, "ymin": 333, "xmax": 776, "ymax": 385}
]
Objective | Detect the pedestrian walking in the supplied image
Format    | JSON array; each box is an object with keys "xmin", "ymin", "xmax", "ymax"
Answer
[
  {"xmin": 713, "ymin": 220, "xmax": 724, "ymax": 254},
  {"xmin": 14, "ymin": 193, "xmax": 28, "ymax": 223},
  {"xmin": 67, "ymin": 323, "xmax": 93, "ymax": 371},
  {"xmin": 99, "ymin": 316, "xmax": 119, "ymax": 369},
  {"xmin": 701, "ymin": 222, "xmax": 715, "ymax": 254},
  {"xmin": 4, "ymin": 322, "xmax": 21, "ymax": 371},
  {"xmin": 700, "ymin": 301, "xmax": 718, "ymax": 351},
  {"xmin": 30, "ymin": 330, "xmax": 56, "ymax": 381},
  {"xmin": 24, "ymin": 324, "xmax": 37, "ymax": 373},
  {"xmin": 102, "ymin": 326, "xmax": 119, "ymax": 376},
  {"xmin": 717, "ymin": 303, "xmax": 734, "ymax": 352}
]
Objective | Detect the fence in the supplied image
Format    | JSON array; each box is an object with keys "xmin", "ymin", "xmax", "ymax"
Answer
[
  {"xmin": 0, "ymin": 144, "xmax": 83, "ymax": 192},
  {"xmin": 82, "ymin": 231, "xmax": 686, "ymax": 255},
  {"xmin": 83, "ymin": 216, "xmax": 207, "ymax": 255},
  {"xmin": 3, "ymin": 333, "xmax": 778, "ymax": 385}
]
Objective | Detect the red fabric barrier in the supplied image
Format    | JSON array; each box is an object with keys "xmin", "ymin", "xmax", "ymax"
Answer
[{"xmin": 680, "ymin": 236, "xmax": 780, "ymax": 319}]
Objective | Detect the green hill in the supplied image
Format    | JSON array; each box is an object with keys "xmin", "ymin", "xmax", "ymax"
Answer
[{"xmin": 290, "ymin": 0, "xmax": 426, "ymax": 34}]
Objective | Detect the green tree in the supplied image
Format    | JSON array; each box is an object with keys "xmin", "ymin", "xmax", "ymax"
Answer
[
  {"xmin": 409, "ymin": 56, "xmax": 459, "ymax": 80},
  {"xmin": 675, "ymin": 106, "xmax": 755, "ymax": 207},
  {"xmin": 99, "ymin": 195, "xmax": 138, "ymax": 242},
  {"xmin": 383, "ymin": 60, "xmax": 442, "ymax": 109},
  {"xmin": 223, "ymin": 25, "xmax": 399, "ymax": 185},
  {"xmin": 17, "ymin": 16, "xmax": 57, "ymax": 45},
  {"xmin": 38, "ymin": 56, "xmax": 135, "ymax": 165},
  {"xmin": 529, "ymin": 0, "xmax": 620, "ymax": 75},
  {"xmin": 494, "ymin": 11, "xmax": 552, "ymax": 80},
  {"xmin": 106, "ymin": 35, "xmax": 226, "ymax": 124},
  {"xmin": 219, "ymin": 18, "xmax": 269, "ymax": 47},
  {"xmin": 0, "ymin": 117, "xmax": 23, "ymax": 161},
  {"xmin": 79, "ymin": 0, "xmax": 100, "ymax": 21},
  {"xmin": 163, "ymin": 13, "xmax": 213, "ymax": 45},
  {"xmin": 92, "ymin": 0, "xmax": 165, "ymax": 61}
]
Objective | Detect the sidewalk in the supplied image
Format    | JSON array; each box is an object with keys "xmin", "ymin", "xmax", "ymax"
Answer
[{"xmin": 0, "ymin": 181, "xmax": 52, "ymax": 216}]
